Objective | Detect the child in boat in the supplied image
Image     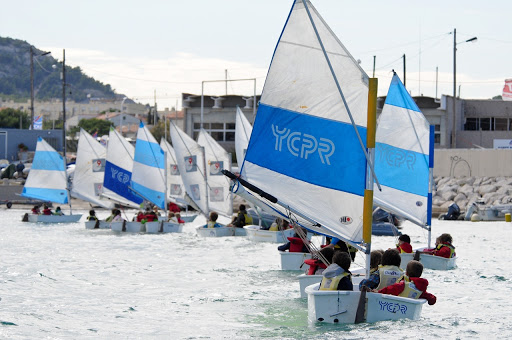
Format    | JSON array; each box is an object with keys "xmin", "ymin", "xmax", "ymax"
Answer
[
  {"xmin": 205, "ymin": 211, "xmax": 222, "ymax": 228},
  {"xmin": 86, "ymin": 210, "xmax": 98, "ymax": 221},
  {"xmin": 144, "ymin": 208, "xmax": 158, "ymax": 222},
  {"xmin": 319, "ymin": 251, "xmax": 353, "ymax": 291},
  {"xmin": 423, "ymin": 233, "xmax": 456, "ymax": 258},
  {"xmin": 175, "ymin": 213, "xmax": 185, "ymax": 224},
  {"xmin": 304, "ymin": 247, "xmax": 335, "ymax": 275},
  {"xmin": 112, "ymin": 209, "xmax": 124, "ymax": 222},
  {"xmin": 53, "ymin": 207, "xmax": 64, "ymax": 216},
  {"xmin": 377, "ymin": 260, "xmax": 437, "ymax": 305},
  {"xmin": 277, "ymin": 228, "xmax": 309, "ymax": 253},
  {"xmin": 31, "ymin": 205, "xmax": 41, "ymax": 215},
  {"xmin": 105, "ymin": 209, "xmax": 116, "ymax": 222},
  {"xmin": 42, "ymin": 204, "xmax": 52, "ymax": 215},
  {"xmin": 168, "ymin": 201, "xmax": 181, "ymax": 213},
  {"xmin": 167, "ymin": 212, "xmax": 179, "ymax": 223},
  {"xmin": 227, "ymin": 204, "xmax": 253, "ymax": 228},
  {"xmin": 397, "ymin": 234, "xmax": 413, "ymax": 253},
  {"xmin": 325, "ymin": 237, "xmax": 357, "ymax": 261},
  {"xmin": 359, "ymin": 248, "xmax": 403, "ymax": 291}
]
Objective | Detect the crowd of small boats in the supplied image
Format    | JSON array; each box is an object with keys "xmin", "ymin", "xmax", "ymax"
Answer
[{"xmin": 18, "ymin": 0, "xmax": 462, "ymax": 326}]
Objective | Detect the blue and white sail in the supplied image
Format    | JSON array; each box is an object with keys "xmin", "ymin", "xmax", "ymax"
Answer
[
  {"xmin": 21, "ymin": 137, "xmax": 69, "ymax": 204},
  {"xmin": 235, "ymin": 107, "xmax": 252, "ymax": 179},
  {"xmin": 197, "ymin": 129, "xmax": 233, "ymax": 218},
  {"xmin": 374, "ymin": 73, "xmax": 433, "ymax": 228},
  {"xmin": 70, "ymin": 129, "xmax": 114, "ymax": 209},
  {"xmin": 102, "ymin": 127, "xmax": 143, "ymax": 208},
  {"xmin": 169, "ymin": 122, "xmax": 209, "ymax": 216},
  {"xmin": 240, "ymin": 0, "xmax": 371, "ymax": 245},
  {"xmin": 131, "ymin": 122, "xmax": 166, "ymax": 209}
]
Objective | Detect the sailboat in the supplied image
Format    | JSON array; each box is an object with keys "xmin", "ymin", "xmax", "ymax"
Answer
[
  {"xmin": 169, "ymin": 123, "xmax": 235, "ymax": 237},
  {"xmin": 130, "ymin": 121, "xmax": 182, "ymax": 234},
  {"xmin": 160, "ymin": 138, "xmax": 199, "ymax": 223},
  {"xmin": 102, "ymin": 127, "xmax": 143, "ymax": 232},
  {"xmin": 21, "ymin": 137, "xmax": 82, "ymax": 223},
  {"xmin": 71, "ymin": 129, "xmax": 115, "ymax": 229},
  {"xmin": 374, "ymin": 73, "xmax": 456, "ymax": 270},
  {"xmin": 225, "ymin": 0, "xmax": 426, "ymax": 324}
]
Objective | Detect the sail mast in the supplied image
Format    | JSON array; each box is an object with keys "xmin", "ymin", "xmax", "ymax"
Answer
[{"xmin": 427, "ymin": 125, "xmax": 435, "ymax": 248}]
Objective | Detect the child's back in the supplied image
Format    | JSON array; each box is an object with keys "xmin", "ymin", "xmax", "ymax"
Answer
[{"xmin": 319, "ymin": 252, "xmax": 353, "ymax": 291}]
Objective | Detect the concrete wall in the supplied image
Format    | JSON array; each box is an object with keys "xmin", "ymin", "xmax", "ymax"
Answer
[{"xmin": 434, "ymin": 148, "xmax": 512, "ymax": 177}]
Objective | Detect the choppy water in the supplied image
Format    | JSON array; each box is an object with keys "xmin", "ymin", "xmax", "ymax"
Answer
[{"xmin": 0, "ymin": 208, "xmax": 511, "ymax": 339}]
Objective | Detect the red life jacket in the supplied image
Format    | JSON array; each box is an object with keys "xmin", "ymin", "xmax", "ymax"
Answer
[
  {"xmin": 304, "ymin": 259, "xmax": 327, "ymax": 275},
  {"xmin": 43, "ymin": 208, "xmax": 52, "ymax": 215},
  {"xmin": 145, "ymin": 214, "xmax": 156, "ymax": 222},
  {"xmin": 287, "ymin": 237, "xmax": 305, "ymax": 252}
]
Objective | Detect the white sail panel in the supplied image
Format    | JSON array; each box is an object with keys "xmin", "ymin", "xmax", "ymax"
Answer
[
  {"xmin": 131, "ymin": 122, "xmax": 166, "ymax": 209},
  {"xmin": 169, "ymin": 123, "xmax": 209, "ymax": 215},
  {"xmin": 70, "ymin": 129, "xmax": 114, "ymax": 209},
  {"xmin": 21, "ymin": 137, "xmax": 68, "ymax": 204},
  {"xmin": 235, "ymin": 107, "xmax": 252, "ymax": 178},
  {"xmin": 102, "ymin": 128, "xmax": 143, "ymax": 208},
  {"xmin": 160, "ymin": 139, "xmax": 188, "ymax": 205},
  {"xmin": 374, "ymin": 74, "xmax": 431, "ymax": 227},
  {"xmin": 242, "ymin": 0, "xmax": 369, "ymax": 243},
  {"xmin": 197, "ymin": 129, "xmax": 233, "ymax": 218}
]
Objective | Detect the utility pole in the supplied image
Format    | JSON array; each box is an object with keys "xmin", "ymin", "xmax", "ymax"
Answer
[
  {"xmin": 62, "ymin": 49, "xmax": 67, "ymax": 162},
  {"xmin": 402, "ymin": 54, "xmax": 406, "ymax": 88},
  {"xmin": 372, "ymin": 56, "xmax": 376, "ymax": 78},
  {"xmin": 30, "ymin": 47, "xmax": 34, "ymax": 130}
]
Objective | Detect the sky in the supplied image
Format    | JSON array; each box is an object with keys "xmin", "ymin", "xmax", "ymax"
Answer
[{"xmin": 1, "ymin": 0, "xmax": 511, "ymax": 110}]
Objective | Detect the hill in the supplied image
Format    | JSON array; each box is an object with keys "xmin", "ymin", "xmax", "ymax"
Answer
[{"xmin": 0, "ymin": 36, "xmax": 116, "ymax": 103}]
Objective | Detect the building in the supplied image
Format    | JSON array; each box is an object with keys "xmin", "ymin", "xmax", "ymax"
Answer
[
  {"xmin": 0, "ymin": 128, "xmax": 64, "ymax": 162},
  {"xmin": 181, "ymin": 93, "xmax": 260, "ymax": 156}
]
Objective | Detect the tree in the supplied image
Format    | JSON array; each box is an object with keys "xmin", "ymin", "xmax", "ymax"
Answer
[
  {"xmin": 69, "ymin": 118, "xmax": 113, "ymax": 137},
  {"xmin": 0, "ymin": 108, "xmax": 30, "ymax": 128},
  {"xmin": 150, "ymin": 120, "xmax": 168, "ymax": 144},
  {"xmin": 492, "ymin": 95, "xmax": 503, "ymax": 100}
]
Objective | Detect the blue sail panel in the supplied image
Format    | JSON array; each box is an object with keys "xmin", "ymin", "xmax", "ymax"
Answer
[
  {"xmin": 22, "ymin": 187, "xmax": 68, "ymax": 204},
  {"xmin": 134, "ymin": 139, "xmax": 165, "ymax": 169},
  {"xmin": 31, "ymin": 151, "xmax": 66, "ymax": 171},
  {"xmin": 131, "ymin": 182, "xmax": 165, "ymax": 209},
  {"xmin": 375, "ymin": 142, "xmax": 429, "ymax": 196},
  {"xmin": 245, "ymin": 103, "xmax": 367, "ymax": 196},
  {"xmin": 104, "ymin": 161, "xmax": 143, "ymax": 204},
  {"xmin": 385, "ymin": 75, "xmax": 421, "ymax": 112}
]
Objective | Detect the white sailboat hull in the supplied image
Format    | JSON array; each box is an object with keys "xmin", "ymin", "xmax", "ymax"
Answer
[
  {"xmin": 85, "ymin": 220, "xmax": 112, "ymax": 229},
  {"xmin": 26, "ymin": 214, "xmax": 82, "ymax": 223},
  {"xmin": 145, "ymin": 222, "xmax": 183, "ymax": 234},
  {"xmin": 196, "ymin": 226, "xmax": 235, "ymax": 237},
  {"xmin": 244, "ymin": 225, "xmax": 295, "ymax": 243},
  {"xmin": 111, "ymin": 221, "xmax": 145, "ymax": 233},
  {"xmin": 279, "ymin": 251, "xmax": 312, "ymax": 271},
  {"xmin": 306, "ymin": 283, "xmax": 426, "ymax": 324},
  {"xmin": 400, "ymin": 249, "xmax": 457, "ymax": 270},
  {"xmin": 181, "ymin": 213, "xmax": 199, "ymax": 223}
]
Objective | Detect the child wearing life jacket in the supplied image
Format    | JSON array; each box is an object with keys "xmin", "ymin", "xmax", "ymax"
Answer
[
  {"xmin": 86, "ymin": 210, "xmax": 98, "ymax": 221},
  {"xmin": 424, "ymin": 233, "xmax": 456, "ymax": 258},
  {"xmin": 325, "ymin": 237, "xmax": 357, "ymax": 261},
  {"xmin": 42, "ymin": 204, "xmax": 52, "ymax": 215},
  {"xmin": 304, "ymin": 247, "xmax": 334, "ymax": 275},
  {"xmin": 205, "ymin": 211, "xmax": 222, "ymax": 228},
  {"xmin": 359, "ymin": 248, "xmax": 403, "ymax": 291},
  {"xmin": 377, "ymin": 260, "xmax": 437, "ymax": 305},
  {"xmin": 167, "ymin": 212, "xmax": 179, "ymax": 223},
  {"xmin": 319, "ymin": 251, "xmax": 353, "ymax": 291},
  {"xmin": 31, "ymin": 205, "xmax": 41, "ymax": 215},
  {"xmin": 277, "ymin": 228, "xmax": 309, "ymax": 253},
  {"xmin": 53, "ymin": 207, "xmax": 64, "ymax": 216},
  {"xmin": 396, "ymin": 234, "xmax": 413, "ymax": 253},
  {"xmin": 227, "ymin": 204, "xmax": 253, "ymax": 228}
]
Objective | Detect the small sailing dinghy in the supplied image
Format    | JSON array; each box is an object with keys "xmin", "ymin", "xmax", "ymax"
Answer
[
  {"xmin": 170, "ymin": 123, "xmax": 235, "ymax": 237},
  {"xmin": 21, "ymin": 137, "xmax": 82, "ymax": 223},
  {"xmin": 374, "ymin": 73, "xmax": 456, "ymax": 270},
  {"xmin": 102, "ymin": 127, "xmax": 143, "ymax": 232},
  {"xmin": 71, "ymin": 129, "xmax": 115, "ymax": 229},
  {"xmin": 160, "ymin": 138, "xmax": 199, "ymax": 223},
  {"xmin": 131, "ymin": 122, "xmax": 182, "ymax": 234},
  {"xmin": 226, "ymin": 0, "xmax": 427, "ymax": 324}
]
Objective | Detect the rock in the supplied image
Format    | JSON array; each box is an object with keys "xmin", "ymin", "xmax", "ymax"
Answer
[
  {"xmin": 458, "ymin": 185, "xmax": 474, "ymax": 196},
  {"xmin": 432, "ymin": 196, "xmax": 445, "ymax": 206},
  {"xmin": 440, "ymin": 201, "xmax": 455, "ymax": 209},
  {"xmin": 477, "ymin": 185, "xmax": 498, "ymax": 196},
  {"xmin": 502, "ymin": 196, "xmax": 512, "ymax": 204},
  {"xmin": 454, "ymin": 192, "xmax": 467, "ymax": 202},
  {"xmin": 441, "ymin": 190, "xmax": 456, "ymax": 201},
  {"xmin": 473, "ymin": 177, "xmax": 483, "ymax": 186}
]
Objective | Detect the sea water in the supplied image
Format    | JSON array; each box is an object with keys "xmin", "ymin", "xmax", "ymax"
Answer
[{"xmin": 0, "ymin": 208, "xmax": 511, "ymax": 339}]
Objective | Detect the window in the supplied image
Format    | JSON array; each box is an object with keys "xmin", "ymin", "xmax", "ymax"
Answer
[
  {"xmin": 434, "ymin": 124, "xmax": 441, "ymax": 145},
  {"xmin": 192, "ymin": 122, "xmax": 236, "ymax": 142},
  {"xmin": 464, "ymin": 118, "xmax": 478, "ymax": 131},
  {"xmin": 480, "ymin": 118, "xmax": 491, "ymax": 131},
  {"xmin": 495, "ymin": 118, "xmax": 508, "ymax": 131}
]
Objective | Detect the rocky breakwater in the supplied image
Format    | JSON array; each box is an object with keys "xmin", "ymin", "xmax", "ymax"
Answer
[{"xmin": 433, "ymin": 176, "xmax": 512, "ymax": 215}]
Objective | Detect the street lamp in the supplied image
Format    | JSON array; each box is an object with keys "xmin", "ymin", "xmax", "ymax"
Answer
[
  {"xmin": 52, "ymin": 50, "xmax": 67, "ymax": 160},
  {"xmin": 30, "ymin": 47, "xmax": 51, "ymax": 129},
  {"xmin": 451, "ymin": 29, "xmax": 477, "ymax": 148}
]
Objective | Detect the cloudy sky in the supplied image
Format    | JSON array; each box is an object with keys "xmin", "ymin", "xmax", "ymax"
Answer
[{"xmin": 1, "ymin": 0, "xmax": 511, "ymax": 110}]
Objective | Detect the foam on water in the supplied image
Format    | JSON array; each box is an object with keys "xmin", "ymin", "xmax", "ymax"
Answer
[{"xmin": 0, "ymin": 208, "xmax": 511, "ymax": 339}]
